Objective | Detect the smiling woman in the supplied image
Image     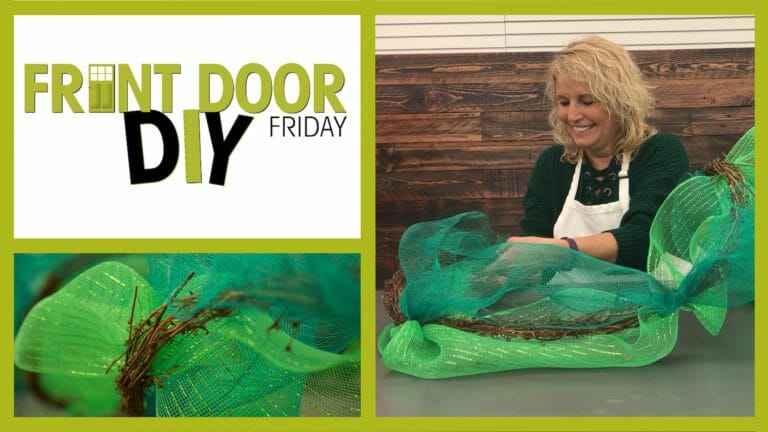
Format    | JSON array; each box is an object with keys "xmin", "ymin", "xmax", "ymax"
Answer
[{"xmin": 509, "ymin": 36, "xmax": 690, "ymax": 271}]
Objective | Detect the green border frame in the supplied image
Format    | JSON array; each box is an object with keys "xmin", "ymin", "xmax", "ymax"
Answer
[{"xmin": 1, "ymin": 1, "xmax": 763, "ymax": 431}]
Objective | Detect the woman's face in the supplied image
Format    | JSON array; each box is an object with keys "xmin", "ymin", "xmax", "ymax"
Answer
[{"xmin": 555, "ymin": 77, "xmax": 619, "ymax": 158}]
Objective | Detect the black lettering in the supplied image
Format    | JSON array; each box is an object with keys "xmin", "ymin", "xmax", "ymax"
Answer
[
  {"xmin": 124, "ymin": 110, "xmax": 179, "ymax": 184},
  {"xmin": 206, "ymin": 112, "xmax": 253, "ymax": 186}
]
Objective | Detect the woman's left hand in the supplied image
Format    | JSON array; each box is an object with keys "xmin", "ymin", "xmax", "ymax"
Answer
[{"xmin": 507, "ymin": 236, "xmax": 568, "ymax": 247}]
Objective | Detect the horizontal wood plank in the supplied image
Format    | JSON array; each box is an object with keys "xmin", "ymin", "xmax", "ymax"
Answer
[
  {"xmin": 376, "ymin": 113, "xmax": 482, "ymax": 144},
  {"xmin": 691, "ymin": 109, "xmax": 756, "ymax": 135},
  {"xmin": 479, "ymin": 111, "xmax": 553, "ymax": 141},
  {"xmin": 632, "ymin": 48, "xmax": 754, "ymax": 79},
  {"xmin": 376, "ymin": 77, "xmax": 753, "ymax": 115},
  {"xmin": 385, "ymin": 107, "xmax": 757, "ymax": 144},
  {"xmin": 376, "ymin": 144, "xmax": 547, "ymax": 173},
  {"xmin": 376, "ymin": 48, "xmax": 754, "ymax": 85},
  {"xmin": 377, "ymin": 169, "xmax": 532, "ymax": 201},
  {"xmin": 651, "ymin": 78, "xmax": 754, "ymax": 109},
  {"xmin": 683, "ymin": 134, "xmax": 747, "ymax": 168},
  {"xmin": 376, "ymin": 197, "xmax": 525, "ymax": 229},
  {"xmin": 652, "ymin": 108, "xmax": 752, "ymax": 136},
  {"xmin": 376, "ymin": 82, "xmax": 548, "ymax": 114},
  {"xmin": 377, "ymin": 51, "xmax": 554, "ymax": 85}
]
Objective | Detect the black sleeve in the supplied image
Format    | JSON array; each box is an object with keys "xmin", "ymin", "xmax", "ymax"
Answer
[
  {"xmin": 520, "ymin": 145, "xmax": 573, "ymax": 237},
  {"xmin": 607, "ymin": 134, "xmax": 690, "ymax": 270}
]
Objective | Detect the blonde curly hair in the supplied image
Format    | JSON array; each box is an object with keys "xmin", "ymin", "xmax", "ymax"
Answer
[{"xmin": 545, "ymin": 36, "xmax": 657, "ymax": 164}]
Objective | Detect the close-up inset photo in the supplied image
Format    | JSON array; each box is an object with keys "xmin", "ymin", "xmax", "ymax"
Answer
[
  {"xmin": 375, "ymin": 15, "xmax": 754, "ymax": 416},
  {"xmin": 14, "ymin": 253, "xmax": 361, "ymax": 417}
]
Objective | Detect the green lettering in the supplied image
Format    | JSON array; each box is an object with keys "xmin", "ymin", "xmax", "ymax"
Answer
[
  {"xmin": 118, "ymin": 64, "xmax": 152, "ymax": 112},
  {"xmin": 24, "ymin": 64, "xmax": 48, "ymax": 113},
  {"xmin": 154, "ymin": 64, "xmax": 181, "ymax": 113},
  {"xmin": 314, "ymin": 64, "xmax": 345, "ymax": 113},
  {"xmin": 235, "ymin": 63, "xmax": 272, "ymax": 114},
  {"xmin": 51, "ymin": 64, "xmax": 83, "ymax": 113},
  {"xmin": 199, "ymin": 64, "xmax": 234, "ymax": 112},
  {"xmin": 274, "ymin": 63, "xmax": 310, "ymax": 114}
]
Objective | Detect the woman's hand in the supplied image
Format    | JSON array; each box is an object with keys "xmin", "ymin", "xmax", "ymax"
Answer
[
  {"xmin": 507, "ymin": 236, "xmax": 569, "ymax": 248},
  {"xmin": 474, "ymin": 237, "xmax": 569, "ymax": 289},
  {"xmin": 508, "ymin": 233, "xmax": 619, "ymax": 263}
]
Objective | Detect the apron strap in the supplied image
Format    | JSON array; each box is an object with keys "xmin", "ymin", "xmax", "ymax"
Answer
[
  {"xmin": 565, "ymin": 157, "xmax": 583, "ymax": 202},
  {"xmin": 618, "ymin": 152, "xmax": 630, "ymax": 210}
]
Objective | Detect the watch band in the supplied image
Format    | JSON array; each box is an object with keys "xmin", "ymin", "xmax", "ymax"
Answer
[{"xmin": 560, "ymin": 236, "xmax": 579, "ymax": 251}]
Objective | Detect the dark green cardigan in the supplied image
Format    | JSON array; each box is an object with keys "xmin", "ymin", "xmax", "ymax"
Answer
[{"xmin": 520, "ymin": 133, "xmax": 690, "ymax": 270}]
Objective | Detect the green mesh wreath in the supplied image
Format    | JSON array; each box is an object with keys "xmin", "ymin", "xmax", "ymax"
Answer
[{"xmin": 379, "ymin": 128, "xmax": 754, "ymax": 379}]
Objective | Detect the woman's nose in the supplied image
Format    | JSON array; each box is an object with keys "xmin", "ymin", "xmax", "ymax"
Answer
[{"xmin": 567, "ymin": 104, "xmax": 582, "ymax": 122}]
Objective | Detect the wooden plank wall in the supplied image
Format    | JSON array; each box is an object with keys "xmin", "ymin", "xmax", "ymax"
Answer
[{"xmin": 375, "ymin": 48, "xmax": 754, "ymax": 288}]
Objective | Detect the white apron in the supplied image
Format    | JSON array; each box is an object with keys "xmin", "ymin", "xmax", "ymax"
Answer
[{"xmin": 553, "ymin": 153, "xmax": 630, "ymax": 238}]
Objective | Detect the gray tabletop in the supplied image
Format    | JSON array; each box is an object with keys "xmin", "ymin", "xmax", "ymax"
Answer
[{"xmin": 376, "ymin": 292, "xmax": 754, "ymax": 417}]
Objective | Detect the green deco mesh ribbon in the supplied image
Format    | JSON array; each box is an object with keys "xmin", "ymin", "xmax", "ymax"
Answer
[
  {"xmin": 378, "ymin": 128, "xmax": 754, "ymax": 379},
  {"xmin": 15, "ymin": 254, "xmax": 360, "ymax": 416}
]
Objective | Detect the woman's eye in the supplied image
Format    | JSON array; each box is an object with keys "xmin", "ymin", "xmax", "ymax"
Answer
[
  {"xmin": 581, "ymin": 98, "xmax": 594, "ymax": 105},
  {"xmin": 558, "ymin": 100, "xmax": 569, "ymax": 106}
]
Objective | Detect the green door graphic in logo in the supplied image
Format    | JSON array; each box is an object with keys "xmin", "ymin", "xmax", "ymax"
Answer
[{"xmin": 89, "ymin": 64, "xmax": 114, "ymax": 113}]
